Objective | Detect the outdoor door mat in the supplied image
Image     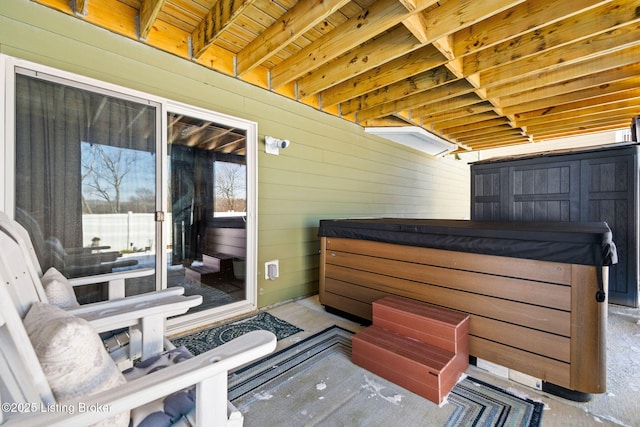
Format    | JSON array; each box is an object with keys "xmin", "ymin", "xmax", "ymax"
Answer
[{"xmin": 171, "ymin": 312, "xmax": 303, "ymax": 355}]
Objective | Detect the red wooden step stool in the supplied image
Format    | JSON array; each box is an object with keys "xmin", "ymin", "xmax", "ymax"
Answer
[{"xmin": 352, "ymin": 295, "xmax": 470, "ymax": 404}]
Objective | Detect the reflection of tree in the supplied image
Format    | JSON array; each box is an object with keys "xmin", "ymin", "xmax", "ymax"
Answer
[
  {"xmin": 215, "ymin": 162, "xmax": 246, "ymax": 212},
  {"xmin": 129, "ymin": 188, "xmax": 155, "ymax": 212},
  {"xmin": 82, "ymin": 144, "xmax": 139, "ymax": 213}
]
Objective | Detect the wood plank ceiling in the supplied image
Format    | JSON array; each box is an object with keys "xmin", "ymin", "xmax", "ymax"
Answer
[{"xmin": 33, "ymin": 0, "xmax": 640, "ymax": 153}]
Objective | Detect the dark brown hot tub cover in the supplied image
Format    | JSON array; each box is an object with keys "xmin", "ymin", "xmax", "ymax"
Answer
[{"xmin": 318, "ymin": 219, "xmax": 617, "ymax": 267}]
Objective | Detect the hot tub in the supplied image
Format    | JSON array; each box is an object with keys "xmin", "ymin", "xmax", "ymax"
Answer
[{"xmin": 318, "ymin": 218, "xmax": 617, "ymax": 396}]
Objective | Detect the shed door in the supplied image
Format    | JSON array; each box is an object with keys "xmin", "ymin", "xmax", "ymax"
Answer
[
  {"xmin": 507, "ymin": 161, "xmax": 581, "ymax": 222},
  {"xmin": 582, "ymin": 155, "xmax": 638, "ymax": 307}
]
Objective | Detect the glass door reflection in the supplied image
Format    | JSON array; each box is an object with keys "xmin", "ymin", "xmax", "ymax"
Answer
[
  {"xmin": 14, "ymin": 72, "xmax": 158, "ymax": 303},
  {"xmin": 167, "ymin": 113, "xmax": 247, "ymax": 313}
]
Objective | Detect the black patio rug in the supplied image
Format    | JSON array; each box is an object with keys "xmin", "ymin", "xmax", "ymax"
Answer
[{"xmin": 171, "ymin": 311, "xmax": 303, "ymax": 355}]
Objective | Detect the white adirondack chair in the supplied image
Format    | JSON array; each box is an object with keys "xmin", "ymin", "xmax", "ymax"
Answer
[
  {"xmin": 0, "ymin": 211, "xmax": 202, "ymax": 364},
  {"xmin": 0, "ymin": 230, "xmax": 277, "ymax": 426}
]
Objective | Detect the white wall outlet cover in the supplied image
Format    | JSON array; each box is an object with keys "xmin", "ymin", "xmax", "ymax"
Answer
[{"xmin": 265, "ymin": 260, "xmax": 279, "ymax": 280}]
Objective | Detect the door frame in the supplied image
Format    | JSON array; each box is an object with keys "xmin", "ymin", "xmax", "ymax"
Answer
[{"xmin": 1, "ymin": 54, "xmax": 258, "ymax": 332}]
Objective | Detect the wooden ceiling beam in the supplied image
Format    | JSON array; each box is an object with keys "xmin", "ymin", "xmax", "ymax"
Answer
[
  {"xmin": 498, "ymin": 65, "xmax": 640, "ymax": 109},
  {"xmin": 423, "ymin": 0, "xmax": 533, "ymax": 142},
  {"xmin": 455, "ymin": 127, "xmax": 524, "ymax": 144},
  {"xmin": 444, "ymin": 118, "xmax": 513, "ymax": 137},
  {"xmin": 465, "ymin": 1, "xmax": 640, "ymax": 77},
  {"xmin": 235, "ymin": 0, "xmax": 350, "ymax": 76},
  {"xmin": 398, "ymin": 0, "xmax": 436, "ymax": 42},
  {"xmin": 433, "ymin": 111, "xmax": 502, "ymax": 131},
  {"xmin": 422, "ymin": 106, "xmax": 498, "ymax": 135},
  {"xmin": 486, "ymin": 44, "xmax": 640, "ymax": 99},
  {"xmin": 504, "ymin": 79, "xmax": 640, "ymax": 116},
  {"xmin": 73, "ymin": 0, "xmax": 88, "ymax": 16},
  {"xmin": 138, "ymin": 0, "xmax": 166, "ymax": 40},
  {"xmin": 478, "ymin": 21, "xmax": 640, "ymax": 88},
  {"xmin": 527, "ymin": 114, "xmax": 634, "ymax": 135},
  {"xmin": 340, "ymin": 66, "xmax": 456, "ymax": 115},
  {"xmin": 453, "ymin": 0, "xmax": 608, "ymax": 57},
  {"xmin": 533, "ymin": 121, "xmax": 632, "ymax": 140},
  {"xmin": 297, "ymin": 26, "xmax": 423, "ymax": 98},
  {"xmin": 191, "ymin": 0, "xmax": 256, "ymax": 59},
  {"xmin": 459, "ymin": 132, "xmax": 529, "ymax": 145},
  {"xmin": 513, "ymin": 88, "xmax": 640, "ymax": 122},
  {"xmin": 347, "ymin": 0, "xmax": 534, "ymax": 122},
  {"xmin": 319, "ymin": 0, "xmax": 522, "ymax": 106},
  {"xmin": 322, "ymin": 44, "xmax": 447, "ymax": 108},
  {"xmin": 357, "ymin": 79, "xmax": 476, "ymax": 122},
  {"xmin": 469, "ymin": 134, "xmax": 532, "ymax": 145},
  {"xmin": 269, "ymin": 0, "xmax": 420, "ymax": 88},
  {"xmin": 411, "ymin": 93, "xmax": 486, "ymax": 118},
  {"xmin": 275, "ymin": 0, "xmax": 511, "ymax": 93},
  {"xmin": 333, "ymin": 0, "xmax": 611, "ymax": 141},
  {"xmin": 422, "ymin": 0, "xmax": 527, "ymax": 46},
  {"xmin": 454, "ymin": 125, "xmax": 522, "ymax": 141},
  {"xmin": 463, "ymin": 137, "xmax": 532, "ymax": 150},
  {"xmin": 401, "ymin": 11, "xmax": 429, "ymax": 43},
  {"xmin": 445, "ymin": 2, "xmax": 633, "ymax": 145},
  {"xmin": 517, "ymin": 99, "xmax": 640, "ymax": 128}
]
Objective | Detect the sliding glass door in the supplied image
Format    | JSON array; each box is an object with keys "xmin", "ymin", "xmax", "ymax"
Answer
[{"xmin": 165, "ymin": 111, "xmax": 248, "ymax": 313}]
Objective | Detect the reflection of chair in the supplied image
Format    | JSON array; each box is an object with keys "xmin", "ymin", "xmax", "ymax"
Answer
[
  {"xmin": 15, "ymin": 208, "xmax": 138, "ymax": 278},
  {"xmin": 0, "ymin": 211, "xmax": 202, "ymax": 365},
  {"xmin": 0, "ymin": 242, "xmax": 277, "ymax": 425},
  {"xmin": 2, "ymin": 212, "xmax": 136, "ymax": 300}
]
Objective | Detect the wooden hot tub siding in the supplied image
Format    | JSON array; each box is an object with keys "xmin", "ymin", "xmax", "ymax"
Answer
[{"xmin": 319, "ymin": 237, "xmax": 607, "ymax": 394}]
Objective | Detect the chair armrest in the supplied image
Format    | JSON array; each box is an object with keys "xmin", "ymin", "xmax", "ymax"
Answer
[
  {"xmin": 66, "ymin": 290, "xmax": 203, "ymax": 332},
  {"xmin": 68, "ymin": 268, "xmax": 154, "ymax": 299},
  {"xmin": 59, "ymin": 263, "xmax": 114, "ymax": 278},
  {"xmin": 67, "ymin": 267, "xmax": 154, "ymax": 285},
  {"xmin": 45, "ymin": 238, "xmax": 117, "ymax": 259},
  {"xmin": 68, "ymin": 286, "xmax": 202, "ymax": 360},
  {"xmin": 64, "ymin": 252, "xmax": 119, "ymax": 264},
  {"xmin": 64, "ymin": 245, "xmax": 112, "ymax": 255},
  {"xmin": 68, "ymin": 286, "xmax": 186, "ymax": 308},
  {"xmin": 1, "ymin": 330, "xmax": 278, "ymax": 427}
]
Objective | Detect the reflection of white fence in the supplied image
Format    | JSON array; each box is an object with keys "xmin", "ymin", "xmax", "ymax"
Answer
[
  {"xmin": 82, "ymin": 212, "xmax": 246, "ymax": 252},
  {"xmin": 82, "ymin": 213, "xmax": 157, "ymax": 252}
]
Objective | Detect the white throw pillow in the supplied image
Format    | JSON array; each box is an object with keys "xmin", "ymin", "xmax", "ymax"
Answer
[
  {"xmin": 24, "ymin": 302, "xmax": 128, "ymax": 426},
  {"xmin": 41, "ymin": 267, "xmax": 79, "ymax": 308}
]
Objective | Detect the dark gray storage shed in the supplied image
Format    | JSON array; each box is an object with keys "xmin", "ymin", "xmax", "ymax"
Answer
[{"xmin": 470, "ymin": 143, "xmax": 639, "ymax": 307}]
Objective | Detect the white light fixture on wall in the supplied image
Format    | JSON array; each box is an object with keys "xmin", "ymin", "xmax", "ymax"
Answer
[
  {"xmin": 265, "ymin": 136, "xmax": 290, "ymax": 155},
  {"xmin": 364, "ymin": 126, "xmax": 456, "ymax": 157}
]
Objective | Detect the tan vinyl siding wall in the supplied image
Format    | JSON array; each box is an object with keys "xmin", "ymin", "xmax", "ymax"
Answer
[{"xmin": 0, "ymin": 0, "xmax": 470, "ymax": 308}]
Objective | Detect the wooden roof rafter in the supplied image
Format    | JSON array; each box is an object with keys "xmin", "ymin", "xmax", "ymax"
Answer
[{"xmin": 32, "ymin": 0, "xmax": 640, "ymax": 153}]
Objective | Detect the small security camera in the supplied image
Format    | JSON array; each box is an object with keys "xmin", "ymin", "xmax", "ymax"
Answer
[{"xmin": 265, "ymin": 136, "xmax": 291, "ymax": 154}]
